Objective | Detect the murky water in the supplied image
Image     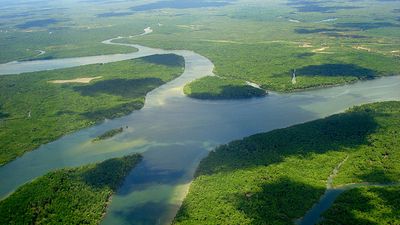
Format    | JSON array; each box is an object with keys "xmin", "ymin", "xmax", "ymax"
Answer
[{"xmin": 0, "ymin": 39, "xmax": 399, "ymax": 225}]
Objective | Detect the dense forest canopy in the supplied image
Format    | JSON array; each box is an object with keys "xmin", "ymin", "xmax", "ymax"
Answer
[
  {"xmin": 0, "ymin": 154, "xmax": 142, "ymax": 225},
  {"xmin": 173, "ymin": 101, "xmax": 400, "ymax": 224},
  {"xmin": 0, "ymin": 54, "xmax": 184, "ymax": 165}
]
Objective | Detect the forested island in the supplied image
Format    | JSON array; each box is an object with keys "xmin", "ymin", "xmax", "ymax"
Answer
[
  {"xmin": 173, "ymin": 101, "xmax": 400, "ymax": 224},
  {"xmin": 184, "ymin": 76, "xmax": 266, "ymax": 100},
  {"xmin": 0, "ymin": 154, "xmax": 142, "ymax": 224},
  {"xmin": 92, "ymin": 127, "xmax": 124, "ymax": 142}
]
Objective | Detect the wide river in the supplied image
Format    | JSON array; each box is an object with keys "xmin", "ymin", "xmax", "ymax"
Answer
[{"xmin": 0, "ymin": 37, "xmax": 399, "ymax": 225}]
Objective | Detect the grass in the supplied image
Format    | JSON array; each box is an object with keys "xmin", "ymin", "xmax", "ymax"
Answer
[
  {"xmin": 0, "ymin": 54, "xmax": 184, "ymax": 166},
  {"xmin": 183, "ymin": 76, "xmax": 266, "ymax": 100},
  {"xmin": 173, "ymin": 101, "xmax": 400, "ymax": 224},
  {"xmin": 0, "ymin": 154, "xmax": 142, "ymax": 225}
]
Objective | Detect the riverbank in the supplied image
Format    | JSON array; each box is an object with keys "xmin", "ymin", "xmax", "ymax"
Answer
[
  {"xmin": 183, "ymin": 73, "xmax": 400, "ymax": 100},
  {"xmin": 173, "ymin": 101, "xmax": 400, "ymax": 224},
  {"xmin": 123, "ymin": 38, "xmax": 400, "ymax": 100},
  {"xmin": 0, "ymin": 154, "xmax": 142, "ymax": 224},
  {"xmin": 297, "ymin": 149, "xmax": 400, "ymax": 225},
  {"xmin": 298, "ymin": 182, "xmax": 400, "ymax": 225},
  {"xmin": 319, "ymin": 184, "xmax": 400, "ymax": 224},
  {"xmin": 0, "ymin": 40, "xmax": 399, "ymax": 225},
  {"xmin": 183, "ymin": 76, "xmax": 266, "ymax": 100},
  {"xmin": 0, "ymin": 54, "xmax": 184, "ymax": 166}
]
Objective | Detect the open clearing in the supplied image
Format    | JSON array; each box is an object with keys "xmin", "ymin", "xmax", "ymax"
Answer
[{"xmin": 48, "ymin": 76, "xmax": 102, "ymax": 84}]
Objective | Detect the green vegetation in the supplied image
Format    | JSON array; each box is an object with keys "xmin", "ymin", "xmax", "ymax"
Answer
[
  {"xmin": 320, "ymin": 186, "xmax": 400, "ymax": 225},
  {"xmin": 183, "ymin": 76, "xmax": 266, "ymax": 100},
  {"xmin": 92, "ymin": 127, "xmax": 124, "ymax": 142},
  {"xmin": 1, "ymin": 0, "xmax": 399, "ymax": 97},
  {"xmin": 1, "ymin": 0, "xmax": 399, "ymax": 223},
  {"xmin": 173, "ymin": 101, "xmax": 400, "ymax": 224},
  {"xmin": 0, "ymin": 54, "xmax": 184, "ymax": 165},
  {"xmin": 0, "ymin": 26, "xmax": 139, "ymax": 64},
  {"xmin": 118, "ymin": 0, "xmax": 400, "ymax": 95},
  {"xmin": 0, "ymin": 154, "xmax": 142, "ymax": 225},
  {"xmin": 132, "ymin": 39, "xmax": 400, "ymax": 94}
]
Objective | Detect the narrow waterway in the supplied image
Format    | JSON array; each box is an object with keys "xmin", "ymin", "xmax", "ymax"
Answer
[
  {"xmin": 297, "ymin": 155, "xmax": 399, "ymax": 225},
  {"xmin": 0, "ymin": 35, "xmax": 399, "ymax": 225},
  {"xmin": 298, "ymin": 183, "xmax": 400, "ymax": 225}
]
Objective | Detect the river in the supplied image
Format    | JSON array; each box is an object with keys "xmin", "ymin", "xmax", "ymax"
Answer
[{"xmin": 0, "ymin": 36, "xmax": 399, "ymax": 225}]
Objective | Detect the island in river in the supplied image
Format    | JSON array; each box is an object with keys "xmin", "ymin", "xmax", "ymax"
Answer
[{"xmin": 92, "ymin": 127, "xmax": 124, "ymax": 142}]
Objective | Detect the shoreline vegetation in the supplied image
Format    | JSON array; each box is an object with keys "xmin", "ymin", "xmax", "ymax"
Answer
[
  {"xmin": 0, "ymin": 54, "xmax": 185, "ymax": 166},
  {"xmin": 0, "ymin": 0, "xmax": 399, "ymax": 223},
  {"xmin": 166, "ymin": 52, "xmax": 399, "ymax": 98},
  {"xmin": 319, "ymin": 185, "xmax": 400, "ymax": 225},
  {"xmin": 183, "ymin": 74, "xmax": 395, "ymax": 100},
  {"xmin": 126, "ymin": 18, "xmax": 400, "ymax": 99},
  {"xmin": 113, "ymin": 1, "xmax": 400, "ymax": 101},
  {"xmin": 125, "ymin": 39, "xmax": 400, "ymax": 99},
  {"xmin": 92, "ymin": 127, "xmax": 124, "ymax": 142},
  {"xmin": 173, "ymin": 101, "xmax": 400, "ymax": 224},
  {"xmin": 0, "ymin": 154, "xmax": 142, "ymax": 225},
  {"xmin": 183, "ymin": 76, "xmax": 267, "ymax": 100}
]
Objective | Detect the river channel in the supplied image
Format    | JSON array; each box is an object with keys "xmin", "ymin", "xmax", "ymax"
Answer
[{"xmin": 0, "ymin": 36, "xmax": 399, "ymax": 225}]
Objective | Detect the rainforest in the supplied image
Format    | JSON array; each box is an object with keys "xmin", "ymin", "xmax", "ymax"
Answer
[{"xmin": 0, "ymin": 0, "xmax": 399, "ymax": 224}]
